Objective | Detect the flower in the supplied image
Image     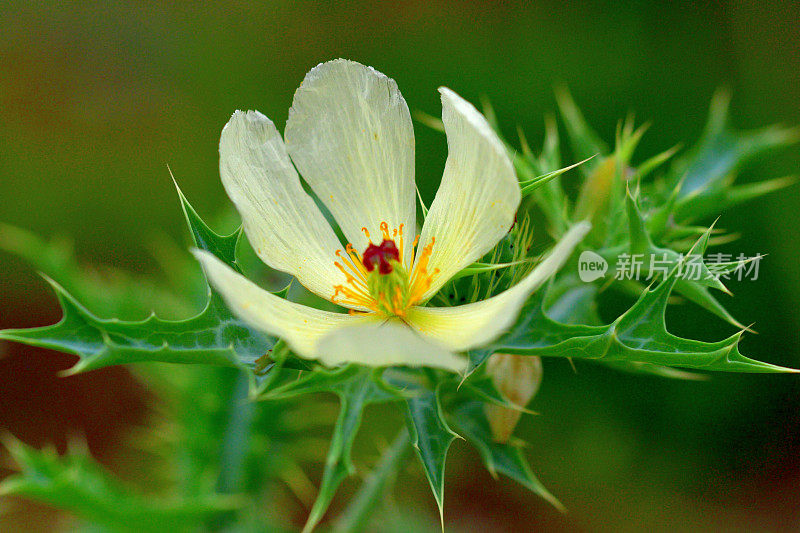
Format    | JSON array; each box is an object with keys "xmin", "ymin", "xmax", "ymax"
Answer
[{"xmin": 193, "ymin": 59, "xmax": 590, "ymax": 373}]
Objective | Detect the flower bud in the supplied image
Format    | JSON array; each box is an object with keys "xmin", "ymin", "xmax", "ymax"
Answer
[{"xmin": 484, "ymin": 353, "xmax": 543, "ymax": 443}]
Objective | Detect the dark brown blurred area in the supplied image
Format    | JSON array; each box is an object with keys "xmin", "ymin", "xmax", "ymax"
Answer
[
  {"xmin": 0, "ymin": 293, "xmax": 148, "ymax": 531},
  {"xmin": 2, "ymin": 1, "xmax": 800, "ymax": 531}
]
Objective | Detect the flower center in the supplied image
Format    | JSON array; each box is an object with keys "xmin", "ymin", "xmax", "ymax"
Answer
[
  {"xmin": 362, "ymin": 239, "xmax": 400, "ymax": 274},
  {"xmin": 330, "ymin": 222, "xmax": 440, "ymax": 316}
]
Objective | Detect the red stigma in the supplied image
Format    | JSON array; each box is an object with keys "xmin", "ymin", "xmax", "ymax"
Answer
[{"xmin": 362, "ymin": 239, "xmax": 400, "ymax": 275}]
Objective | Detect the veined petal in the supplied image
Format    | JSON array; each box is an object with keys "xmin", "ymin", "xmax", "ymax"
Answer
[
  {"xmin": 316, "ymin": 319, "xmax": 467, "ymax": 373},
  {"xmin": 407, "ymin": 222, "xmax": 590, "ymax": 352},
  {"xmin": 193, "ymin": 249, "xmax": 370, "ymax": 360},
  {"xmin": 194, "ymin": 249, "xmax": 465, "ymax": 372},
  {"xmin": 220, "ymin": 110, "xmax": 348, "ymax": 302},
  {"xmin": 285, "ymin": 59, "xmax": 416, "ymax": 263},
  {"xmin": 414, "ymin": 87, "xmax": 521, "ymax": 301}
]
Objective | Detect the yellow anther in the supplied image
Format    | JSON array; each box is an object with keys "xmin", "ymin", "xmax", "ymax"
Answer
[{"xmin": 380, "ymin": 221, "xmax": 391, "ymax": 240}]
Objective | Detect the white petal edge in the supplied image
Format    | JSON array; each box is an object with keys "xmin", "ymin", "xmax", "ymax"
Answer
[
  {"xmin": 219, "ymin": 110, "xmax": 350, "ymax": 304},
  {"xmin": 285, "ymin": 59, "xmax": 417, "ymax": 263},
  {"xmin": 193, "ymin": 249, "xmax": 369, "ymax": 360},
  {"xmin": 414, "ymin": 87, "xmax": 521, "ymax": 301},
  {"xmin": 406, "ymin": 222, "xmax": 591, "ymax": 352}
]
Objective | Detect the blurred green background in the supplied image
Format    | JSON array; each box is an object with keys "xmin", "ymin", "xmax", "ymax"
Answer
[{"xmin": 2, "ymin": 1, "xmax": 799, "ymax": 531}]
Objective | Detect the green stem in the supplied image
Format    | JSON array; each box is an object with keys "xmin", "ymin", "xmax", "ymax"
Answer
[
  {"xmin": 216, "ymin": 371, "xmax": 254, "ymax": 494},
  {"xmin": 332, "ymin": 428, "xmax": 411, "ymax": 533}
]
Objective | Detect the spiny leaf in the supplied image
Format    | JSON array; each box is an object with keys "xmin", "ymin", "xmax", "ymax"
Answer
[
  {"xmin": 332, "ymin": 428, "xmax": 411, "ymax": 533},
  {"xmin": 670, "ymin": 89, "xmax": 799, "ymax": 199},
  {"xmin": 0, "ymin": 435, "xmax": 241, "ymax": 533},
  {"xmin": 0, "ymin": 182, "xmax": 275, "ymax": 374},
  {"xmin": 405, "ymin": 384, "xmax": 460, "ymax": 526},
  {"xmin": 524, "ymin": 116, "xmax": 571, "ymax": 236},
  {"xmin": 673, "ymin": 279, "xmax": 750, "ymax": 331},
  {"xmin": 300, "ymin": 368, "xmax": 400, "ymax": 533},
  {"xmin": 467, "ymin": 271, "xmax": 797, "ymax": 375},
  {"xmin": 254, "ymin": 364, "xmax": 363, "ymax": 401},
  {"xmin": 674, "ymin": 175, "xmax": 797, "ymax": 222},
  {"xmin": 545, "ymin": 278, "xmax": 706, "ymax": 379},
  {"xmin": 458, "ymin": 373, "xmax": 535, "ymax": 414},
  {"xmin": 450, "ymin": 260, "xmax": 529, "ymax": 281},
  {"xmin": 636, "ymin": 143, "xmax": 681, "ymax": 181},
  {"xmin": 0, "ymin": 277, "xmax": 272, "ymax": 374},
  {"xmin": 451, "ymin": 402, "xmax": 563, "ymax": 511},
  {"xmin": 625, "ymin": 190, "xmax": 728, "ymax": 293},
  {"xmin": 172, "ymin": 171, "xmax": 241, "ymax": 271},
  {"xmin": 599, "ymin": 361, "xmax": 709, "ymax": 380},
  {"xmin": 554, "ymin": 86, "xmax": 608, "ymax": 169}
]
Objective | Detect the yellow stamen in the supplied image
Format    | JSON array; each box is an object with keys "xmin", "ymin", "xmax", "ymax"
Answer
[
  {"xmin": 331, "ymin": 246, "xmax": 374, "ymax": 310},
  {"xmin": 408, "ymin": 236, "xmax": 439, "ymax": 306},
  {"xmin": 380, "ymin": 221, "xmax": 391, "ymax": 241},
  {"xmin": 330, "ymin": 222, "xmax": 439, "ymax": 314},
  {"xmin": 332, "ymin": 284, "xmax": 377, "ymax": 311},
  {"xmin": 391, "ymin": 286, "xmax": 406, "ymax": 318},
  {"xmin": 397, "ymin": 224, "xmax": 405, "ymax": 265}
]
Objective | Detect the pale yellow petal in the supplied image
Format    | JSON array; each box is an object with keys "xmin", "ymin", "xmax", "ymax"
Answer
[
  {"xmin": 407, "ymin": 222, "xmax": 590, "ymax": 351},
  {"xmin": 285, "ymin": 59, "xmax": 416, "ymax": 263},
  {"xmin": 316, "ymin": 318, "xmax": 467, "ymax": 373},
  {"xmin": 219, "ymin": 110, "xmax": 348, "ymax": 303},
  {"xmin": 193, "ymin": 249, "xmax": 370, "ymax": 359},
  {"xmin": 414, "ymin": 87, "xmax": 521, "ymax": 301}
]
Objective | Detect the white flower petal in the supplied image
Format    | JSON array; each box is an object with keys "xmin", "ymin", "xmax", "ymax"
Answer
[
  {"xmin": 414, "ymin": 87, "xmax": 521, "ymax": 301},
  {"xmin": 193, "ymin": 249, "xmax": 369, "ymax": 360},
  {"xmin": 194, "ymin": 248, "xmax": 465, "ymax": 372},
  {"xmin": 316, "ymin": 319, "xmax": 467, "ymax": 373},
  {"xmin": 220, "ymin": 110, "xmax": 348, "ymax": 303},
  {"xmin": 407, "ymin": 222, "xmax": 591, "ymax": 352},
  {"xmin": 285, "ymin": 59, "xmax": 416, "ymax": 262}
]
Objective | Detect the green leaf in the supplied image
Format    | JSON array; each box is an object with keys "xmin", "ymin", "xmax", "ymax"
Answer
[
  {"xmin": 468, "ymin": 271, "xmax": 797, "ymax": 375},
  {"xmin": 670, "ymin": 89, "xmax": 799, "ymax": 199},
  {"xmin": 598, "ymin": 361, "xmax": 709, "ymax": 380},
  {"xmin": 451, "ymin": 402, "xmax": 563, "ymax": 511},
  {"xmin": 635, "ymin": 144, "xmax": 681, "ymax": 181},
  {"xmin": 554, "ymin": 86, "xmax": 608, "ymax": 170},
  {"xmin": 519, "ymin": 156, "xmax": 594, "ymax": 197},
  {"xmin": 0, "ymin": 182, "xmax": 275, "ymax": 374},
  {"xmin": 673, "ymin": 279, "xmax": 749, "ymax": 331},
  {"xmin": 0, "ymin": 436, "xmax": 241, "ymax": 533},
  {"xmin": 255, "ymin": 365, "xmax": 362, "ymax": 401},
  {"xmin": 0, "ymin": 278, "xmax": 272, "ymax": 373},
  {"xmin": 674, "ymin": 175, "xmax": 797, "ymax": 222},
  {"xmin": 405, "ymin": 384, "xmax": 460, "ymax": 526},
  {"xmin": 172, "ymin": 174, "xmax": 241, "ymax": 271},
  {"xmin": 545, "ymin": 278, "xmax": 707, "ymax": 380},
  {"xmin": 332, "ymin": 428, "xmax": 411, "ymax": 533},
  {"xmin": 625, "ymin": 191, "xmax": 728, "ymax": 293},
  {"xmin": 298, "ymin": 367, "xmax": 400, "ymax": 533},
  {"xmin": 450, "ymin": 260, "xmax": 528, "ymax": 282},
  {"xmin": 459, "ymin": 373, "xmax": 534, "ymax": 414},
  {"xmin": 524, "ymin": 116, "xmax": 571, "ymax": 236}
]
